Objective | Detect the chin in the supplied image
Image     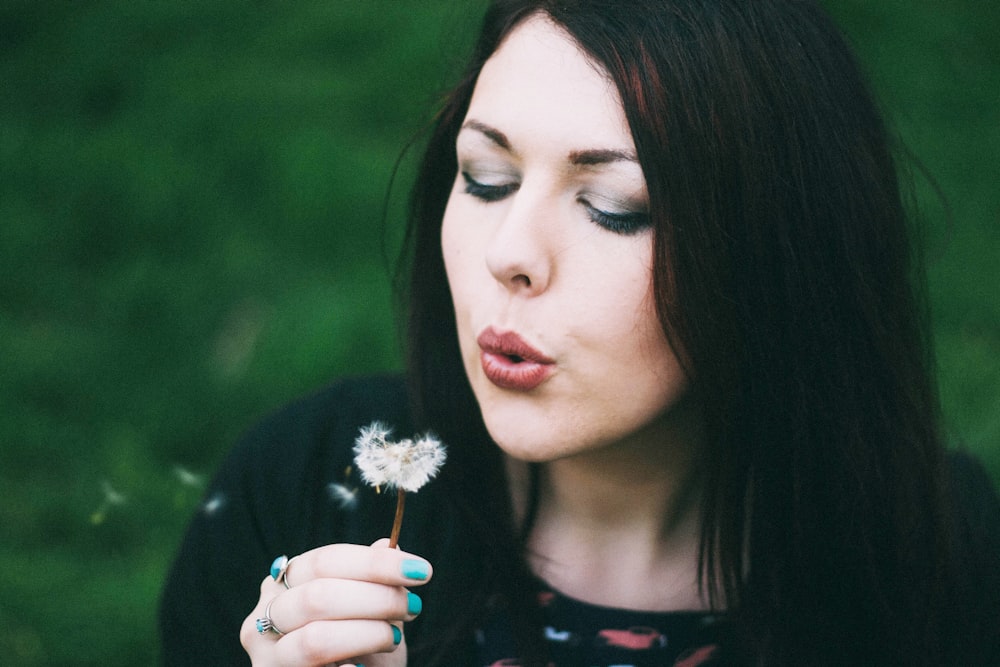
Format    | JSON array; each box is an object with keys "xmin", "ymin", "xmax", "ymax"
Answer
[
  {"xmin": 477, "ymin": 406, "xmax": 562, "ymax": 462},
  {"xmin": 480, "ymin": 412, "xmax": 601, "ymax": 463}
]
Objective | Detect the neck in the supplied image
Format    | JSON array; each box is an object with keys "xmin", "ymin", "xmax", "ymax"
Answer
[{"xmin": 511, "ymin": 397, "xmax": 710, "ymax": 611}]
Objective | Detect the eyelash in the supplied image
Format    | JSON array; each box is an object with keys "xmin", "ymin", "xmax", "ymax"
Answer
[
  {"xmin": 462, "ymin": 172, "xmax": 517, "ymax": 202},
  {"xmin": 580, "ymin": 201, "xmax": 650, "ymax": 236},
  {"xmin": 461, "ymin": 172, "xmax": 650, "ymax": 235}
]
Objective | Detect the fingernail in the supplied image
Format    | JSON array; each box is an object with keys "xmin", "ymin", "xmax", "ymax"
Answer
[
  {"xmin": 401, "ymin": 559, "xmax": 429, "ymax": 580},
  {"xmin": 392, "ymin": 625, "xmax": 402, "ymax": 645},
  {"xmin": 407, "ymin": 592, "xmax": 422, "ymax": 615}
]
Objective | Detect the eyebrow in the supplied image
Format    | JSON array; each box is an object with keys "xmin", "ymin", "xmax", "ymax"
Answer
[
  {"xmin": 459, "ymin": 119, "xmax": 638, "ymax": 167},
  {"xmin": 461, "ymin": 120, "xmax": 513, "ymax": 151},
  {"xmin": 567, "ymin": 148, "xmax": 638, "ymax": 166}
]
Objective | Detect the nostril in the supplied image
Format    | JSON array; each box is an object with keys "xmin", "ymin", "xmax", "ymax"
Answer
[{"xmin": 513, "ymin": 273, "xmax": 532, "ymax": 287}]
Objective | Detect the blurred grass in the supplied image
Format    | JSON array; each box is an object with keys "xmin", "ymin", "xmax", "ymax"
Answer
[
  {"xmin": 823, "ymin": 0, "xmax": 1000, "ymax": 470},
  {"xmin": 0, "ymin": 1, "xmax": 996, "ymax": 665}
]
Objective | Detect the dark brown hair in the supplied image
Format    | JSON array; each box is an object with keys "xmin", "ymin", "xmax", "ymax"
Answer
[{"xmin": 402, "ymin": 1, "xmax": 964, "ymax": 664}]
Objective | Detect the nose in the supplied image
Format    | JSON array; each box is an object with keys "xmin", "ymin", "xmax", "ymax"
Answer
[{"xmin": 484, "ymin": 188, "xmax": 553, "ymax": 295}]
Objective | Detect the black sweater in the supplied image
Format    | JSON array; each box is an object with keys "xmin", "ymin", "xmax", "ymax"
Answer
[{"xmin": 159, "ymin": 374, "xmax": 1000, "ymax": 666}]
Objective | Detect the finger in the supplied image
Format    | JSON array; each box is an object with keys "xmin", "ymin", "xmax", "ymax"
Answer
[
  {"xmin": 348, "ymin": 622, "xmax": 408, "ymax": 667},
  {"xmin": 285, "ymin": 544, "xmax": 432, "ymax": 588},
  {"xmin": 239, "ymin": 579, "xmax": 281, "ymax": 656},
  {"xmin": 265, "ymin": 579, "xmax": 423, "ymax": 633},
  {"xmin": 272, "ymin": 619, "xmax": 403, "ymax": 666}
]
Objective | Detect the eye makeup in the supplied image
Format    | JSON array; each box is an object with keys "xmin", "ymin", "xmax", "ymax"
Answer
[{"xmin": 454, "ymin": 122, "xmax": 650, "ymax": 236}]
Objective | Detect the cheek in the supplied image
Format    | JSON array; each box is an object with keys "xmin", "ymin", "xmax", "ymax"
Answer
[
  {"xmin": 440, "ymin": 198, "xmax": 479, "ymax": 351},
  {"xmin": 579, "ymin": 247, "xmax": 658, "ymax": 346},
  {"xmin": 441, "ymin": 190, "xmax": 494, "ymax": 316},
  {"xmin": 590, "ymin": 253, "xmax": 682, "ymax": 394},
  {"xmin": 440, "ymin": 199, "xmax": 467, "ymax": 297},
  {"xmin": 440, "ymin": 178, "xmax": 480, "ymax": 265}
]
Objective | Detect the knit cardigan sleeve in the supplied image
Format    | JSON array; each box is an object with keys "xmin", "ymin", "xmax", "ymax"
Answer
[{"xmin": 158, "ymin": 375, "xmax": 415, "ymax": 666}]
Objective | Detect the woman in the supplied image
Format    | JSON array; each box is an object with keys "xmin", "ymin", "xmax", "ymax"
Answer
[{"xmin": 160, "ymin": 1, "xmax": 1000, "ymax": 665}]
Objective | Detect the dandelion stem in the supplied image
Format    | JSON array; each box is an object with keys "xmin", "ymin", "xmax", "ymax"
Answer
[
  {"xmin": 389, "ymin": 488, "xmax": 406, "ymax": 548},
  {"xmin": 353, "ymin": 422, "xmax": 445, "ymax": 546}
]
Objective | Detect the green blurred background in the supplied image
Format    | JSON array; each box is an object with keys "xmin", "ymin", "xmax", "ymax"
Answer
[{"xmin": 1, "ymin": 1, "xmax": 996, "ymax": 664}]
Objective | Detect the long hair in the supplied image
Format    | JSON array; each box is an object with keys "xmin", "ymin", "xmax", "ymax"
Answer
[{"xmin": 402, "ymin": 1, "xmax": 959, "ymax": 664}]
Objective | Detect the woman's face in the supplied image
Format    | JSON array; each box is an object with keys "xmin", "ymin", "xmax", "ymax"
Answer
[{"xmin": 441, "ymin": 16, "xmax": 688, "ymax": 462}]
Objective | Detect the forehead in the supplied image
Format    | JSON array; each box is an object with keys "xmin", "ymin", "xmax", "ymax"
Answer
[{"xmin": 466, "ymin": 15, "xmax": 633, "ymax": 152}]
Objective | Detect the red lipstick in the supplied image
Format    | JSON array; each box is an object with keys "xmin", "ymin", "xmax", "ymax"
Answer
[{"xmin": 477, "ymin": 327, "xmax": 555, "ymax": 391}]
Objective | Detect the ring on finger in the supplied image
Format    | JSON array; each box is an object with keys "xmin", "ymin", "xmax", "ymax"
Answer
[
  {"xmin": 269, "ymin": 555, "xmax": 294, "ymax": 589},
  {"xmin": 255, "ymin": 597, "xmax": 286, "ymax": 636}
]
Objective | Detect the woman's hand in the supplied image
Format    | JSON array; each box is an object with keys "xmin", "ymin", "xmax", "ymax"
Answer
[{"xmin": 240, "ymin": 539, "xmax": 432, "ymax": 667}]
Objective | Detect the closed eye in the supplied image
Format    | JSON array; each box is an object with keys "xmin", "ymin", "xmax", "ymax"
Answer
[
  {"xmin": 580, "ymin": 199, "xmax": 650, "ymax": 235},
  {"xmin": 462, "ymin": 172, "xmax": 519, "ymax": 202}
]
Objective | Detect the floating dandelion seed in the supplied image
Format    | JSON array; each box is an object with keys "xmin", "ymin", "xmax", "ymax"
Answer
[
  {"xmin": 102, "ymin": 480, "xmax": 126, "ymax": 505},
  {"xmin": 173, "ymin": 465, "xmax": 205, "ymax": 488},
  {"xmin": 90, "ymin": 480, "xmax": 126, "ymax": 525},
  {"xmin": 327, "ymin": 465, "xmax": 359, "ymax": 511},
  {"xmin": 353, "ymin": 421, "xmax": 446, "ymax": 547},
  {"xmin": 326, "ymin": 482, "xmax": 359, "ymax": 511},
  {"xmin": 201, "ymin": 490, "xmax": 227, "ymax": 517}
]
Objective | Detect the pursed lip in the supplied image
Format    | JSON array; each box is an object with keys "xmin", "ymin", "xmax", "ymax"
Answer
[{"xmin": 477, "ymin": 327, "xmax": 555, "ymax": 391}]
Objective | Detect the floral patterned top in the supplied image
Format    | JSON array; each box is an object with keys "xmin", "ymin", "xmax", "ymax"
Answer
[{"xmin": 475, "ymin": 581, "xmax": 727, "ymax": 667}]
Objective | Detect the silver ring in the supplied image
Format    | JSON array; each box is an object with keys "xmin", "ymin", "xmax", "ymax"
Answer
[
  {"xmin": 255, "ymin": 597, "xmax": 285, "ymax": 636},
  {"xmin": 269, "ymin": 555, "xmax": 294, "ymax": 589}
]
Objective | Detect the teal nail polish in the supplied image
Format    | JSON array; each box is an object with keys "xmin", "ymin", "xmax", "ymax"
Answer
[
  {"xmin": 401, "ymin": 559, "xmax": 429, "ymax": 580},
  {"xmin": 407, "ymin": 592, "xmax": 422, "ymax": 615},
  {"xmin": 392, "ymin": 625, "xmax": 402, "ymax": 645}
]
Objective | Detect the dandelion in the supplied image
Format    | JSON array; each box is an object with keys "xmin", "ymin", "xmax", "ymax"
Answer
[
  {"xmin": 353, "ymin": 423, "xmax": 446, "ymax": 493},
  {"xmin": 353, "ymin": 421, "xmax": 446, "ymax": 547}
]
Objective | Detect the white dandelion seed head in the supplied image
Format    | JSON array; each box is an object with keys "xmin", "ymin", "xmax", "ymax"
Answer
[{"xmin": 353, "ymin": 422, "xmax": 447, "ymax": 493}]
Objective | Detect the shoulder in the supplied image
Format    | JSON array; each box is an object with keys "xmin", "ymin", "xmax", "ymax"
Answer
[
  {"xmin": 240, "ymin": 373, "xmax": 410, "ymax": 452},
  {"xmin": 946, "ymin": 448, "xmax": 1000, "ymax": 563},
  {"xmin": 945, "ymin": 450, "xmax": 1000, "ymax": 664},
  {"xmin": 207, "ymin": 373, "xmax": 415, "ymax": 550},
  {"xmin": 230, "ymin": 374, "xmax": 411, "ymax": 483},
  {"xmin": 947, "ymin": 449, "xmax": 1000, "ymax": 523}
]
